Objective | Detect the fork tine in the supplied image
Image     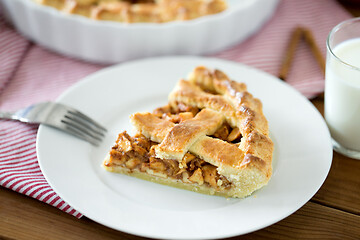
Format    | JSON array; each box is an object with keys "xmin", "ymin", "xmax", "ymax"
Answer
[
  {"xmin": 61, "ymin": 118, "xmax": 104, "ymax": 142},
  {"xmin": 67, "ymin": 110, "xmax": 107, "ymax": 132},
  {"xmin": 60, "ymin": 121, "xmax": 101, "ymax": 146},
  {"xmin": 64, "ymin": 114, "xmax": 105, "ymax": 138}
]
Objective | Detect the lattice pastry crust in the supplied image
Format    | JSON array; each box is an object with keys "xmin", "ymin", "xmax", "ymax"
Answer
[
  {"xmin": 35, "ymin": 0, "xmax": 227, "ymax": 23},
  {"xmin": 103, "ymin": 66, "xmax": 273, "ymax": 198}
]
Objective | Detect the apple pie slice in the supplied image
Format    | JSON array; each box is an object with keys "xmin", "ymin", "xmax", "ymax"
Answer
[{"xmin": 103, "ymin": 66, "xmax": 273, "ymax": 198}]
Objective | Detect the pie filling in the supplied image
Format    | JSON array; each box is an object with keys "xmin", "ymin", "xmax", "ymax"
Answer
[{"xmin": 105, "ymin": 102, "xmax": 244, "ymax": 190}]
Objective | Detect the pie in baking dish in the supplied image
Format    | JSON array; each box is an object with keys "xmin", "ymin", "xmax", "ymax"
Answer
[
  {"xmin": 35, "ymin": 0, "xmax": 227, "ymax": 23},
  {"xmin": 103, "ymin": 66, "xmax": 273, "ymax": 198}
]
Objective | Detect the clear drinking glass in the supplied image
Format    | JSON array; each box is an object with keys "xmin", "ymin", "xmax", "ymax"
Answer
[{"xmin": 325, "ymin": 17, "xmax": 360, "ymax": 159}]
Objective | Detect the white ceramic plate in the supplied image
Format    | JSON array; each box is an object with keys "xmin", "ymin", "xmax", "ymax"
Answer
[{"xmin": 37, "ymin": 57, "xmax": 332, "ymax": 239}]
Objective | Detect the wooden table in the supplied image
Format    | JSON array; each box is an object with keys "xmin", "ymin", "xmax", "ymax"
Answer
[{"xmin": 1, "ymin": 3, "xmax": 360, "ymax": 240}]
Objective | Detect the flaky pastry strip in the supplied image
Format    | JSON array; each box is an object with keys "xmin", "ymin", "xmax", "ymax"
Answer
[
  {"xmin": 169, "ymin": 79, "xmax": 238, "ymax": 127},
  {"xmin": 130, "ymin": 112, "xmax": 174, "ymax": 142},
  {"xmin": 154, "ymin": 109, "xmax": 224, "ymax": 161}
]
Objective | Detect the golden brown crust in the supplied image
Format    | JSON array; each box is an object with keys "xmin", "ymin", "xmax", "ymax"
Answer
[
  {"xmin": 130, "ymin": 112, "xmax": 174, "ymax": 142},
  {"xmin": 36, "ymin": 0, "xmax": 227, "ymax": 23},
  {"xmin": 154, "ymin": 109, "xmax": 224, "ymax": 161}
]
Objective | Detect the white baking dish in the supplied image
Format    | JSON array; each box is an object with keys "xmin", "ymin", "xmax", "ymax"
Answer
[{"xmin": 1, "ymin": 0, "xmax": 279, "ymax": 64}]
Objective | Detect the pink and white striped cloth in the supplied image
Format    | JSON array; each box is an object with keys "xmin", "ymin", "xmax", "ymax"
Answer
[{"xmin": 0, "ymin": 0, "xmax": 352, "ymax": 218}]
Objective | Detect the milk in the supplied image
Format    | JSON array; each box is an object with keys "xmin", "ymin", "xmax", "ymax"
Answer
[{"xmin": 325, "ymin": 38, "xmax": 360, "ymax": 151}]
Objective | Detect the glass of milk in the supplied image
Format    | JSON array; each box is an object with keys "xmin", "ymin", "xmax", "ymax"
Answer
[{"xmin": 325, "ymin": 17, "xmax": 360, "ymax": 159}]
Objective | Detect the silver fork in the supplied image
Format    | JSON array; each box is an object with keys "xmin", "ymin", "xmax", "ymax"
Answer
[{"xmin": 0, "ymin": 102, "xmax": 107, "ymax": 146}]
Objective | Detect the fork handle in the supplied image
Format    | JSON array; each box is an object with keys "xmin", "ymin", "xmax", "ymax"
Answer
[{"xmin": 0, "ymin": 112, "xmax": 15, "ymax": 120}]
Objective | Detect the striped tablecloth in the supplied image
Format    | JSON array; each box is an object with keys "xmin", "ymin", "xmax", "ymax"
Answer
[{"xmin": 0, "ymin": 0, "xmax": 351, "ymax": 218}]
